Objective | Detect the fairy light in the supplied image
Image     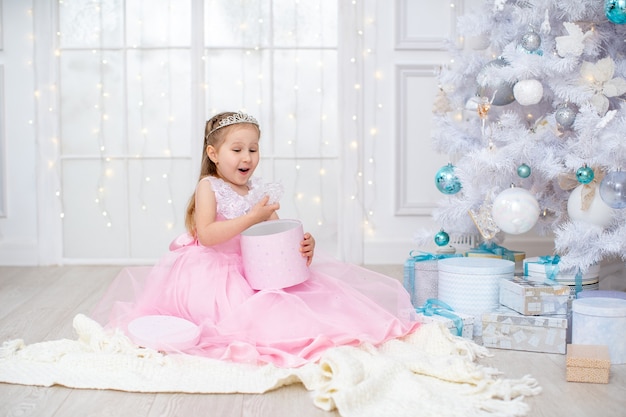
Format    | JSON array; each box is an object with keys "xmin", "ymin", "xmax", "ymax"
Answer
[
  {"xmin": 136, "ymin": 0, "xmax": 177, "ymax": 231},
  {"xmin": 292, "ymin": 1, "xmax": 301, "ymax": 214},
  {"xmin": 94, "ymin": 3, "xmax": 113, "ymax": 229},
  {"xmin": 316, "ymin": 0, "xmax": 329, "ymax": 229},
  {"xmin": 347, "ymin": 0, "xmax": 367, "ymax": 242},
  {"xmin": 362, "ymin": 3, "xmax": 381, "ymax": 236}
]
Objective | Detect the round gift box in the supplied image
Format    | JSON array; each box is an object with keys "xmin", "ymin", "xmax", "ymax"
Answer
[
  {"xmin": 572, "ymin": 297, "xmax": 626, "ymax": 364},
  {"xmin": 438, "ymin": 257, "xmax": 515, "ymax": 336},
  {"xmin": 240, "ymin": 219, "xmax": 310, "ymax": 290},
  {"xmin": 128, "ymin": 315, "xmax": 201, "ymax": 352}
]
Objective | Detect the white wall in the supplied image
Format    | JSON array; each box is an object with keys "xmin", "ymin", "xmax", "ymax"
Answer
[
  {"xmin": 0, "ymin": 0, "xmax": 555, "ymax": 266},
  {"xmin": 0, "ymin": 0, "xmax": 39, "ymax": 265}
]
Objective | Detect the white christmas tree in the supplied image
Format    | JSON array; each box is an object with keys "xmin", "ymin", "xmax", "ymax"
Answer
[{"xmin": 417, "ymin": 0, "xmax": 626, "ymax": 276}]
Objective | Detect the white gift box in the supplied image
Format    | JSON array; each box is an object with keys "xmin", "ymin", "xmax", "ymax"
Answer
[
  {"xmin": 499, "ymin": 277, "xmax": 570, "ymax": 315},
  {"xmin": 438, "ymin": 257, "xmax": 515, "ymax": 336},
  {"xmin": 415, "ymin": 311, "xmax": 474, "ymax": 339},
  {"xmin": 523, "ymin": 256, "xmax": 599, "ymax": 285},
  {"xmin": 482, "ymin": 306, "xmax": 568, "ymax": 354},
  {"xmin": 403, "ymin": 258, "xmax": 439, "ymax": 308}
]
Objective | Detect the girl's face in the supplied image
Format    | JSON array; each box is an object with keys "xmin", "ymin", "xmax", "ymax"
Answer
[{"xmin": 207, "ymin": 124, "xmax": 260, "ymax": 190}]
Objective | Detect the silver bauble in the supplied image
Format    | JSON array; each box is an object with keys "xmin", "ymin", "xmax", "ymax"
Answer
[
  {"xmin": 599, "ymin": 170, "xmax": 626, "ymax": 209},
  {"xmin": 476, "ymin": 58, "xmax": 516, "ymax": 106},
  {"xmin": 555, "ymin": 106, "xmax": 577, "ymax": 129},
  {"xmin": 521, "ymin": 31, "xmax": 541, "ymax": 52}
]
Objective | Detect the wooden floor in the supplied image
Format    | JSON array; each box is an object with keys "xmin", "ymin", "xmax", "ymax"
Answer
[{"xmin": 0, "ymin": 265, "xmax": 625, "ymax": 417}]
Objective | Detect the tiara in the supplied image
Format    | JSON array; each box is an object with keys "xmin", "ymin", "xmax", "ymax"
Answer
[{"xmin": 207, "ymin": 112, "xmax": 259, "ymax": 136}]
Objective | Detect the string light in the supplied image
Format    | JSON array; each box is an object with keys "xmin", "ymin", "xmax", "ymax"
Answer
[
  {"xmin": 94, "ymin": 4, "xmax": 113, "ymax": 229},
  {"xmin": 135, "ymin": 0, "xmax": 177, "ymax": 231},
  {"xmin": 53, "ymin": 0, "xmax": 341, "ymax": 258}
]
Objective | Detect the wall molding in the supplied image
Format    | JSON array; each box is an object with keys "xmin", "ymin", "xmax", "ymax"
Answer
[
  {"xmin": 0, "ymin": 65, "xmax": 6, "ymax": 217},
  {"xmin": 0, "ymin": 239, "xmax": 39, "ymax": 265},
  {"xmin": 394, "ymin": 0, "xmax": 463, "ymax": 50},
  {"xmin": 395, "ymin": 63, "xmax": 441, "ymax": 216},
  {"xmin": 364, "ymin": 234, "xmax": 557, "ymax": 265}
]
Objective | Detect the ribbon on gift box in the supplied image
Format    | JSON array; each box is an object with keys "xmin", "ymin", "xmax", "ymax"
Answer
[
  {"xmin": 573, "ymin": 268, "xmax": 583, "ymax": 297},
  {"xmin": 403, "ymin": 251, "xmax": 462, "ymax": 307},
  {"xmin": 466, "ymin": 242, "xmax": 517, "ymax": 262},
  {"xmin": 524, "ymin": 255, "xmax": 561, "ymax": 282},
  {"xmin": 415, "ymin": 298, "xmax": 464, "ymax": 337},
  {"xmin": 524, "ymin": 255, "xmax": 583, "ymax": 296}
]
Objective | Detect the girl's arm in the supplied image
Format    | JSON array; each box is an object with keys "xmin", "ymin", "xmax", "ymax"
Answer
[{"xmin": 194, "ymin": 180, "xmax": 279, "ymax": 247}]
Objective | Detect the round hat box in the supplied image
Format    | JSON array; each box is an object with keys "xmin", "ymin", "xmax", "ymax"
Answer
[
  {"xmin": 438, "ymin": 257, "xmax": 515, "ymax": 336},
  {"xmin": 572, "ymin": 297, "xmax": 626, "ymax": 364},
  {"xmin": 240, "ymin": 219, "xmax": 311, "ymax": 290},
  {"xmin": 128, "ymin": 315, "xmax": 201, "ymax": 352}
]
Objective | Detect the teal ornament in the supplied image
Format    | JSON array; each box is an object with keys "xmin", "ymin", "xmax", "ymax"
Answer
[
  {"xmin": 599, "ymin": 170, "xmax": 626, "ymax": 209},
  {"xmin": 517, "ymin": 163, "xmax": 531, "ymax": 178},
  {"xmin": 435, "ymin": 163, "xmax": 462, "ymax": 195},
  {"xmin": 434, "ymin": 230, "xmax": 450, "ymax": 247},
  {"xmin": 606, "ymin": 0, "xmax": 626, "ymax": 24},
  {"xmin": 576, "ymin": 165, "xmax": 595, "ymax": 184}
]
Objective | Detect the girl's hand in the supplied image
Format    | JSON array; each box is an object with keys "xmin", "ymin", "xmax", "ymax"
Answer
[
  {"xmin": 300, "ymin": 232, "xmax": 315, "ymax": 266},
  {"xmin": 248, "ymin": 195, "xmax": 280, "ymax": 224}
]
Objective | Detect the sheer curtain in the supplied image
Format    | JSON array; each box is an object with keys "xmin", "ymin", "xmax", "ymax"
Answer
[{"xmin": 56, "ymin": 0, "xmax": 339, "ymax": 262}]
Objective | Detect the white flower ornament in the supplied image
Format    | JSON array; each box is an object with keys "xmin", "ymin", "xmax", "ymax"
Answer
[
  {"xmin": 580, "ymin": 57, "xmax": 626, "ymax": 116},
  {"xmin": 555, "ymin": 22, "xmax": 592, "ymax": 57},
  {"xmin": 493, "ymin": 0, "xmax": 507, "ymax": 12}
]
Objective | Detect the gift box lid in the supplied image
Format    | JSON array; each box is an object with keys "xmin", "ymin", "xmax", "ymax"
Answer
[
  {"xmin": 577, "ymin": 290, "xmax": 626, "ymax": 300},
  {"xmin": 566, "ymin": 344, "xmax": 611, "ymax": 369},
  {"xmin": 501, "ymin": 276, "xmax": 570, "ymax": 296},
  {"xmin": 467, "ymin": 249, "xmax": 525, "ymax": 261},
  {"xmin": 523, "ymin": 256, "xmax": 600, "ymax": 281},
  {"xmin": 482, "ymin": 305, "xmax": 568, "ymax": 328},
  {"xmin": 438, "ymin": 257, "xmax": 514, "ymax": 275},
  {"xmin": 526, "ymin": 273, "xmax": 598, "ymax": 286},
  {"xmin": 572, "ymin": 297, "xmax": 626, "ymax": 318},
  {"xmin": 409, "ymin": 259, "xmax": 439, "ymax": 271}
]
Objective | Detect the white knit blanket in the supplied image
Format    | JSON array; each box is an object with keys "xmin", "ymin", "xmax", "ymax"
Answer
[{"xmin": 0, "ymin": 315, "xmax": 541, "ymax": 417}]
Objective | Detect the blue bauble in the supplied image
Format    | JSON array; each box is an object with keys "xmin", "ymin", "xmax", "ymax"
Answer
[
  {"xmin": 435, "ymin": 163, "xmax": 462, "ymax": 195},
  {"xmin": 606, "ymin": 0, "xmax": 626, "ymax": 24},
  {"xmin": 434, "ymin": 230, "xmax": 450, "ymax": 246},
  {"xmin": 517, "ymin": 163, "xmax": 531, "ymax": 178},
  {"xmin": 576, "ymin": 166, "xmax": 595, "ymax": 184},
  {"xmin": 599, "ymin": 170, "xmax": 626, "ymax": 209}
]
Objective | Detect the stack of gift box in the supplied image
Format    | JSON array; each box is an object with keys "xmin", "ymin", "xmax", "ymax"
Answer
[{"xmin": 404, "ymin": 245, "xmax": 626, "ymax": 383}]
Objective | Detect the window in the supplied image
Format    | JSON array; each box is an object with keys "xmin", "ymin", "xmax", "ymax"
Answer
[{"xmin": 57, "ymin": 0, "xmax": 338, "ymax": 260}]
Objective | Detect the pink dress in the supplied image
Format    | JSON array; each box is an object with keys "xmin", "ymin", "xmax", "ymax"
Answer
[{"xmin": 92, "ymin": 176, "xmax": 419, "ymax": 367}]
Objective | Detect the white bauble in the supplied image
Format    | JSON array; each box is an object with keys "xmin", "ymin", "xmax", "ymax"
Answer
[
  {"xmin": 491, "ymin": 187, "xmax": 540, "ymax": 234},
  {"xmin": 567, "ymin": 184, "xmax": 615, "ymax": 227},
  {"xmin": 513, "ymin": 79, "xmax": 543, "ymax": 106}
]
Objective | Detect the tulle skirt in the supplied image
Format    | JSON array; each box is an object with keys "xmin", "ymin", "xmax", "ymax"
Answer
[{"xmin": 91, "ymin": 240, "xmax": 419, "ymax": 368}]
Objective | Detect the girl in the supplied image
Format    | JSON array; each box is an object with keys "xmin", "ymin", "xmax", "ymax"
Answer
[{"xmin": 93, "ymin": 111, "xmax": 419, "ymax": 368}]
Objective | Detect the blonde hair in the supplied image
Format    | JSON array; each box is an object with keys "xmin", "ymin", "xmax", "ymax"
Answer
[{"xmin": 184, "ymin": 112, "xmax": 261, "ymax": 236}]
